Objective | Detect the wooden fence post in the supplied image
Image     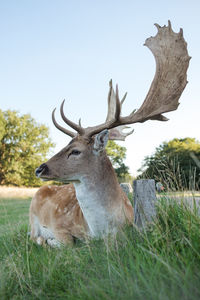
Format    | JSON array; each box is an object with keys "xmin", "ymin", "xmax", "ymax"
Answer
[{"xmin": 133, "ymin": 179, "xmax": 157, "ymax": 229}]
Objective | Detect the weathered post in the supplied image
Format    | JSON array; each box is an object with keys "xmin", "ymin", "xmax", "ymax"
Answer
[{"xmin": 133, "ymin": 179, "xmax": 157, "ymax": 229}]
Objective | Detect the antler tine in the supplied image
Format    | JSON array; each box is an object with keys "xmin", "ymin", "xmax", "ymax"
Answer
[
  {"xmin": 83, "ymin": 82, "xmax": 122, "ymax": 139},
  {"xmin": 60, "ymin": 100, "xmax": 85, "ymax": 135},
  {"xmin": 105, "ymin": 80, "xmax": 121, "ymax": 122},
  {"xmin": 121, "ymin": 92, "xmax": 127, "ymax": 105},
  {"xmin": 168, "ymin": 20, "xmax": 172, "ymax": 31},
  {"xmin": 105, "ymin": 80, "xmax": 133, "ymax": 141},
  {"xmin": 52, "ymin": 108, "xmax": 76, "ymax": 138},
  {"xmin": 115, "ymin": 84, "xmax": 121, "ymax": 120}
]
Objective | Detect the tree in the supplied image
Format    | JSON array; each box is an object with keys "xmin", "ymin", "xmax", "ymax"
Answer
[
  {"xmin": 138, "ymin": 138, "xmax": 200, "ymax": 190},
  {"xmin": 0, "ymin": 110, "xmax": 54, "ymax": 186},
  {"xmin": 106, "ymin": 140, "xmax": 131, "ymax": 182}
]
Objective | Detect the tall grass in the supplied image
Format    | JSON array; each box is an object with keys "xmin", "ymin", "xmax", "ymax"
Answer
[
  {"xmin": 0, "ymin": 194, "xmax": 199, "ymax": 299},
  {"xmin": 141, "ymin": 156, "xmax": 200, "ymax": 192}
]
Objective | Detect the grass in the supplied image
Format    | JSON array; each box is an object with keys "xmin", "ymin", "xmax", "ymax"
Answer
[{"xmin": 0, "ymin": 194, "xmax": 200, "ymax": 300}]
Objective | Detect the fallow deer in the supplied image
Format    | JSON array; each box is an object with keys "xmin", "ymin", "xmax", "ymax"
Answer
[{"xmin": 29, "ymin": 21, "xmax": 190, "ymax": 247}]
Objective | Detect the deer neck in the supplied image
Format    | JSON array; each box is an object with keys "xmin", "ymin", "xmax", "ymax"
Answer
[{"xmin": 73, "ymin": 155, "xmax": 123, "ymax": 237}]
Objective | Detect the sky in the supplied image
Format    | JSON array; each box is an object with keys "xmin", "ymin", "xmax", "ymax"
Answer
[{"xmin": 0, "ymin": 0, "xmax": 199, "ymax": 176}]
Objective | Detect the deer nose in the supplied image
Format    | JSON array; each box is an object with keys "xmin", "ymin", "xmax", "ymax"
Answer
[{"xmin": 35, "ymin": 163, "xmax": 49, "ymax": 177}]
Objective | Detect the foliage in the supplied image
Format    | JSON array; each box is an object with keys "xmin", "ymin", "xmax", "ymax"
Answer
[
  {"xmin": 0, "ymin": 110, "xmax": 54, "ymax": 187},
  {"xmin": 106, "ymin": 140, "xmax": 131, "ymax": 182},
  {"xmin": 138, "ymin": 138, "xmax": 200, "ymax": 190},
  {"xmin": 0, "ymin": 194, "xmax": 200, "ymax": 299}
]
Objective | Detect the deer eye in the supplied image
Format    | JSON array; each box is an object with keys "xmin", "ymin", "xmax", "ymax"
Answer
[{"xmin": 70, "ymin": 150, "xmax": 81, "ymax": 156}]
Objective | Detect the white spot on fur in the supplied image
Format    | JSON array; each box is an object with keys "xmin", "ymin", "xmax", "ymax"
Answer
[
  {"xmin": 36, "ymin": 236, "xmax": 43, "ymax": 245},
  {"xmin": 33, "ymin": 215, "xmax": 55, "ymax": 240},
  {"xmin": 32, "ymin": 216, "xmax": 62, "ymax": 247},
  {"xmin": 47, "ymin": 239, "xmax": 61, "ymax": 248}
]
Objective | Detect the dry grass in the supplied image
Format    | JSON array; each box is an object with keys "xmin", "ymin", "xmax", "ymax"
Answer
[{"xmin": 0, "ymin": 186, "xmax": 39, "ymax": 199}]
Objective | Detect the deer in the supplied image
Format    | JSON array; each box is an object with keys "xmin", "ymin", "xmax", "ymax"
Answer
[{"xmin": 29, "ymin": 21, "xmax": 190, "ymax": 247}]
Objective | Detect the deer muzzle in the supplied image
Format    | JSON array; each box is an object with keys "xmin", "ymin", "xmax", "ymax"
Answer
[{"xmin": 35, "ymin": 163, "xmax": 49, "ymax": 178}]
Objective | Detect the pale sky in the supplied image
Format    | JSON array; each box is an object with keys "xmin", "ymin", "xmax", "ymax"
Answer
[{"xmin": 0, "ymin": 0, "xmax": 199, "ymax": 176}]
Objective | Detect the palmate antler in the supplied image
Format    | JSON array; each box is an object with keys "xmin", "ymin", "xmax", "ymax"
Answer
[
  {"xmin": 52, "ymin": 21, "xmax": 190, "ymax": 140},
  {"xmin": 105, "ymin": 80, "xmax": 134, "ymax": 141}
]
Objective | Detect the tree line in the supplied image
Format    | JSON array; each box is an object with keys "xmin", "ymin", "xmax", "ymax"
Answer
[
  {"xmin": 138, "ymin": 137, "xmax": 200, "ymax": 190},
  {"xmin": 0, "ymin": 109, "xmax": 130, "ymax": 186},
  {"xmin": 0, "ymin": 110, "xmax": 54, "ymax": 186},
  {"xmin": 1, "ymin": 109, "xmax": 199, "ymax": 189}
]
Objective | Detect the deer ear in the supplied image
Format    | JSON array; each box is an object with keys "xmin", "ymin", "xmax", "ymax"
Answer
[{"xmin": 93, "ymin": 129, "xmax": 109, "ymax": 153}]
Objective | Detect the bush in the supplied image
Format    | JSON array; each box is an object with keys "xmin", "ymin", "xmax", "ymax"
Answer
[{"xmin": 0, "ymin": 110, "xmax": 54, "ymax": 186}]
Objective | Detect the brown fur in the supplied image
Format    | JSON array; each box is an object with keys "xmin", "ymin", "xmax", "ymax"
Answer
[
  {"xmin": 30, "ymin": 182, "xmax": 133, "ymax": 245},
  {"xmin": 30, "ymin": 184, "xmax": 89, "ymax": 244}
]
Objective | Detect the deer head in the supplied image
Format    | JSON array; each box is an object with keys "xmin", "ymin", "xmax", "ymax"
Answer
[
  {"xmin": 35, "ymin": 130, "xmax": 111, "ymax": 183},
  {"xmin": 36, "ymin": 21, "xmax": 190, "ymax": 183}
]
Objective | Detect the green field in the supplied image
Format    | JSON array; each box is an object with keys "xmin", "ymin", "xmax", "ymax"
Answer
[{"xmin": 0, "ymin": 194, "xmax": 200, "ymax": 300}]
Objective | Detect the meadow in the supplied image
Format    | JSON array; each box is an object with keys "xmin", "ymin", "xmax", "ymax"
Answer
[{"xmin": 0, "ymin": 189, "xmax": 199, "ymax": 300}]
